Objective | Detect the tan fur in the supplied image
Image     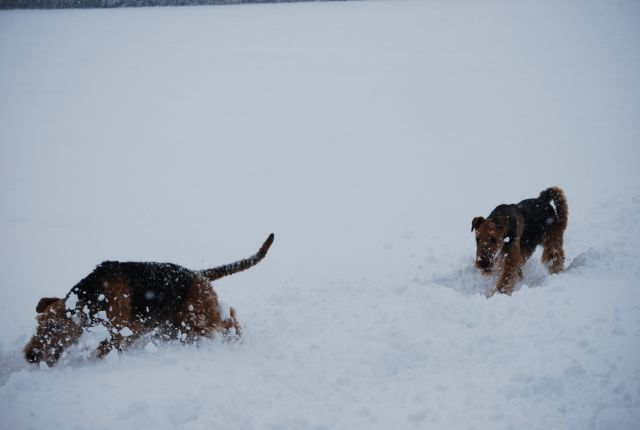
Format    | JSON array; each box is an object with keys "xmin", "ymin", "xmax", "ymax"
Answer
[
  {"xmin": 23, "ymin": 299, "xmax": 83, "ymax": 366},
  {"xmin": 541, "ymin": 221, "xmax": 566, "ymax": 274},
  {"xmin": 174, "ymin": 278, "xmax": 241, "ymax": 342}
]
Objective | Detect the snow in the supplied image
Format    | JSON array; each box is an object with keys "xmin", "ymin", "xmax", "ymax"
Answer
[
  {"xmin": 1, "ymin": 0, "xmax": 639, "ymax": 429},
  {"xmin": 119, "ymin": 327, "xmax": 134, "ymax": 337}
]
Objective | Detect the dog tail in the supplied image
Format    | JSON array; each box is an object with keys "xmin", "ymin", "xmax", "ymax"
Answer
[
  {"xmin": 539, "ymin": 187, "xmax": 568, "ymax": 230},
  {"xmin": 199, "ymin": 233, "xmax": 274, "ymax": 282}
]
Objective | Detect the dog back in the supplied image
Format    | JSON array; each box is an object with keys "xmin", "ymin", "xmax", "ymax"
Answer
[{"xmin": 65, "ymin": 261, "xmax": 197, "ymax": 323}]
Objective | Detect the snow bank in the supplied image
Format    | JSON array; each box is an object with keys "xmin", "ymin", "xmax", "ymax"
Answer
[{"xmin": 1, "ymin": 0, "xmax": 639, "ymax": 429}]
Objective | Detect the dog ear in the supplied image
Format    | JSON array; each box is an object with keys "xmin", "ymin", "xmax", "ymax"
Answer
[
  {"xmin": 36, "ymin": 297, "xmax": 61, "ymax": 313},
  {"xmin": 471, "ymin": 216, "xmax": 485, "ymax": 231}
]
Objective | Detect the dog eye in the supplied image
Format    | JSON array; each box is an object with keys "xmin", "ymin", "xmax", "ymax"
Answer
[{"xmin": 489, "ymin": 237, "xmax": 497, "ymax": 244}]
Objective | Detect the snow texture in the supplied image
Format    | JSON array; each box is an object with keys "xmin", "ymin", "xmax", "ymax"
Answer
[{"xmin": 1, "ymin": 0, "xmax": 639, "ymax": 429}]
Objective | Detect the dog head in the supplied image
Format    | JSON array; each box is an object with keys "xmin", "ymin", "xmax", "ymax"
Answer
[
  {"xmin": 24, "ymin": 297, "xmax": 83, "ymax": 366},
  {"xmin": 471, "ymin": 216, "xmax": 509, "ymax": 274}
]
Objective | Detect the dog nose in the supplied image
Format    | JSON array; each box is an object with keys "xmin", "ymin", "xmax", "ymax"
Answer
[
  {"xmin": 478, "ymin": 259, "xmax": 491, "ymax": 269},
  {"xmin": 25, "ymin": 349, "xmax": 39, "ymax": 363}
]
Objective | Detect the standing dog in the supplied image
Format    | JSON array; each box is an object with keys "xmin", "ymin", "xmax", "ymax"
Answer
[
  {"xmin": 24, "ymin": 234, "xmax": 274, "ymax": 366},
  {"xmin": 472, "ymin": 187, "xmax": 568, "ymax": 295}
]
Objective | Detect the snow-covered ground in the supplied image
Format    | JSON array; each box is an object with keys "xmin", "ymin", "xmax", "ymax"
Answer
[{"xmin": 1, "ymin": 0, "xmax": 639, "ymax": 428}]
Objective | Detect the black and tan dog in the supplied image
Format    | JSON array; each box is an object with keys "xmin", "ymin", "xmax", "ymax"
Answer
[
  {"xmin": 472, "ymin": 187, "xmax": 568, "ymax": 295},
  {"xmin": 24, "ymin": 234, "xmax": 274, "ymax": 366}
]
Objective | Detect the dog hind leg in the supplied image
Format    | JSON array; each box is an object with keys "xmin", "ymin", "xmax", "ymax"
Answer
[{"xmin": 542, "ymin": 226, "xmax": 565, "ymax": 274}]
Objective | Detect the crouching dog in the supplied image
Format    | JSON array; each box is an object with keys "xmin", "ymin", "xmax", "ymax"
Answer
[
  {"xmin": 24, "ymin": 234, "xmax": 274, "ymax": 366},
  {"xmin": 472, "ymin": 187, "xmax": 568, "ymax": 296}
]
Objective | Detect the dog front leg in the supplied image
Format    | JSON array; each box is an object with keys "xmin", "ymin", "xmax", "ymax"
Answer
[
  {"xmin": 496, "ymin": 246, "xmax": 523, "ymax": 295},
  {"xmin": 95, "ymin": 282, "xmax": 143, "ymax": 357}
]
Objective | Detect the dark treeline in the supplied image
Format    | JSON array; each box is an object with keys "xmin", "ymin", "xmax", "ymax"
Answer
[{"xmin": 1, "ymin": 0, "xmax": 345, "ymax": 9}]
